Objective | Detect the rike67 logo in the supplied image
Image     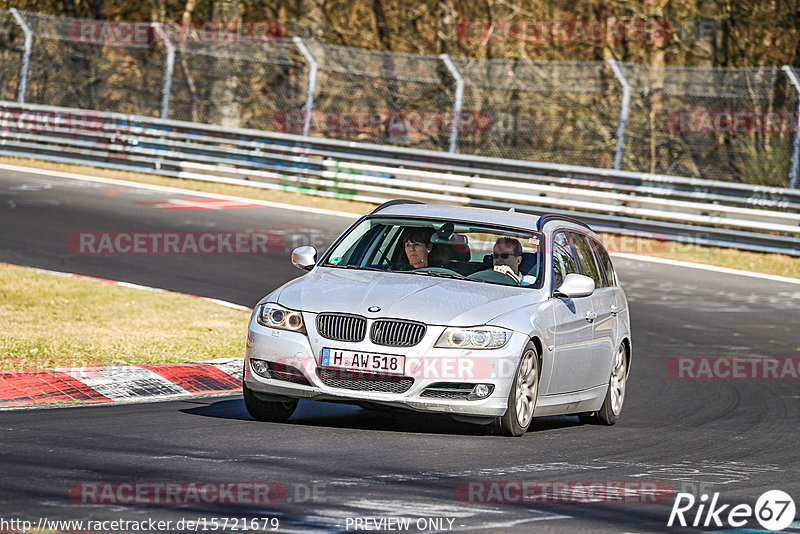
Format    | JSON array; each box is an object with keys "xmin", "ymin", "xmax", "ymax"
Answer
[{"xmin": 668, "ymin": 490, "xmax": 796, "ymax": 531}]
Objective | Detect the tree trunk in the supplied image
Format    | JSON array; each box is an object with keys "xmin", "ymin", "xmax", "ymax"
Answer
[
  {"xmin": 372, "ymin": 0, "xmax": 391, "ymax": 50},
  {"xmin": 179, "ymin": 0, "xmax": 199, "ymax": 122},
  {"xmin": 644, "ymin": 0, "xmax": 666, "ymax": 173},
  {"xmin": 211, "ymin": 0, "xmax": 243, "ymax": 128}
]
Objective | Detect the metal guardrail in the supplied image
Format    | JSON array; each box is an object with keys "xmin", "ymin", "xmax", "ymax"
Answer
[{"xmin": 1, "ymin": 100, "xmax": 798, "ymax": 256}]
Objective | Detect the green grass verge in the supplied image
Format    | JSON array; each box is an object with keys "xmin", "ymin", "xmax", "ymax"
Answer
[{"xmin": 0, "ymin": 263, "xmax": 249, "ymax": 370}]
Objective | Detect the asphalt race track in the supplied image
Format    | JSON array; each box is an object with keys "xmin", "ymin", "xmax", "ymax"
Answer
[{"xmin": 1, "ymin": 167, "xmax": 799, "ymax": 534}]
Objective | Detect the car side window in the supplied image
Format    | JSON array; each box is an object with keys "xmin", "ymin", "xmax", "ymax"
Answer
[
  {"xmin": 552, "ymin": 232, "xmax": 579, "ymax": 288},
  {"xmin": 571, "ymin": 233, "xmax": 603, "ymax": 288},
  {"xmin": 590, "ymin": 238, "xmax": 616, "ymax": 287},
  {"xmin": 371, "ymin": 226, "xmax": 402, "ymax": 268}
]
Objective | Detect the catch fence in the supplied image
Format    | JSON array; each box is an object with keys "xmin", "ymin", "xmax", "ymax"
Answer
[{"xmin": 1, "ymin": 9, "xmax": 799, "ymax": 189}]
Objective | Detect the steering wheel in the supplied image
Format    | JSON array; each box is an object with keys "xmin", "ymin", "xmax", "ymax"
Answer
[
  {"xmin": 467, "ymin": 268, "xmax": 521, "ymax": 286},
  {"xmin": 492, "ymin": 265, "xmax": 521, "ymax": 283}
]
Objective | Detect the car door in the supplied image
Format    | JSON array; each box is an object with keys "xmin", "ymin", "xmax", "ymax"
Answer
[
  {"xmin": 573, "ymin": 233, "xmax": 618, "ymax": 388},
  {"xmin": 546, "ymin": 231, "xmax": 597, "ymax": 394}
]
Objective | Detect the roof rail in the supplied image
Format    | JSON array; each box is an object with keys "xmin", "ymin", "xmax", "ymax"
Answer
[
  {"xmin": 536, "ymin": 214, "xmax": 592, "ymax": 231},
  {"xmin": 370, "ymin": 199, "xmax": 426, "ymax": 214}
]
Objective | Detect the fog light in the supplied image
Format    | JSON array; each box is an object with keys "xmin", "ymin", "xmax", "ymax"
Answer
[
  {"xmin": 250, "ymin": 358, "xmax": 271, "ymax": 378},
  {"xmin": 468, "ymin": 383, "xmax": 494, "ymax": 400}
]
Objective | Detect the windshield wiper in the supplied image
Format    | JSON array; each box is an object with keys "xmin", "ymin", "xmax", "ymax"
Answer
[
  {"xmin": 413, "ymin": 271, "xmax": 485, "ymax": 283},
  {"xmin": 327, "ymin": 264, "xmax": 385, "ymax": 272}
]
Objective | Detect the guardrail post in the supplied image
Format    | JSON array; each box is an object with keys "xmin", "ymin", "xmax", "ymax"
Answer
[
  {"xmin": 782, "ymin": 65, "xmax": 800, "ymax": 189},
  {"xmin": 152, "ymin": 23, "xmax": 175, "ymax": 119},
  {"xmin": 9, "ymin": 8, "xmax": 32, "ymax": 104},
  {"xmin": 440, "ymin": 54, "xmax": 464, "ymax": 153},
  {"xmin": 607, "ymin": 59, "xmax": 632, "ymax": 170},
  {"xmin": 293, "ymin": 37, "xmax": 318, "ymax": 138}
]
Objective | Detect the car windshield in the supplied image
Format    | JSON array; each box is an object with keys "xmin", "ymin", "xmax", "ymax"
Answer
[{"xmin": 321, "ymin": 217, "xmax": 543, "ymax": 288}]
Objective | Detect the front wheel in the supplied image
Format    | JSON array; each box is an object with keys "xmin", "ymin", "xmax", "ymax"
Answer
[
  {"xmin": 496, "ymin": 342, "xmax": 540, "ymax": 437},
  {"xmin": 243, "ymin": 381, "xmax": 298, "ymax": 422},
  {"xmin": 579, "ymin": 343, "xmax": 627, "ymax": 425}
]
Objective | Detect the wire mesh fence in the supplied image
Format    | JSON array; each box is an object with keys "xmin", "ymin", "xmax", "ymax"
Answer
[
  {"xmin": 171, "ymin": 40, "xmax": 307, "ymax": 130},
  {"xmin": 452, "ymin": 58, "xmax": 621, "ymax": 167},
  {"xmin": 1, "ymin": 9, "xmax": 799, "ymax": 188},
  {"xmin": 620, "ymin": 64, "xmax": 798, "ymax": 186},
  {"xmin": 18, "ymin": 12, "xmax": 166, "ymax": 116},
  {"xmin": 302, "ymin": 42, "xmax": 456, "ymax": 152}
]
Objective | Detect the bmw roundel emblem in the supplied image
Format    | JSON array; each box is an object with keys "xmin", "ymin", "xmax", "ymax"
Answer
[{"xmin": 368, "ymin": 306, "xmax": 381, "ymax": 313}]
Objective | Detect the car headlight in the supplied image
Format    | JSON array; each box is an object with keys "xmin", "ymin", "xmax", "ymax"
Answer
[
  {"xmin": 434, "ymin": 326, "xmax": 511, "ymax": 349},
  {"xmin": 257, "ymin": 303, "xmax": 306, "ymax": 333}
]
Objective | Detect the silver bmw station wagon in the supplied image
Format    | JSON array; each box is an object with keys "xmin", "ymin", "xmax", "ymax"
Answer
[{"xmin": 244, "ymin": 200, "xmax": 631, "ymax": 436}]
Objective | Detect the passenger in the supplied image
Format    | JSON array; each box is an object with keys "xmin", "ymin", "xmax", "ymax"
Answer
[{"xmin": 491, "ymin": 237, "xmax": 523, "ymax": 281}]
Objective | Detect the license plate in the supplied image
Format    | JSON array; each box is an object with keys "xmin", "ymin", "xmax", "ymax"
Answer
[{"xmin": 321, "ymin": 348, "xmax": 405, "ymax": 375}]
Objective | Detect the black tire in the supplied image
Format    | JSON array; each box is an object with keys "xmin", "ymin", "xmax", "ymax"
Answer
[
  {"xmin": 579, "ymin": 343, "xmax": 628, "ymax": 426},
  {"xmin": 243, "ymin": 381, "xmax": 298, "ymax": 422},
  {"xmin": 495, "ymin": 342, "xmax": 540, "ymax": 437}
]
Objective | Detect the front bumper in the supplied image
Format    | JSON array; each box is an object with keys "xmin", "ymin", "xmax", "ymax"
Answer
[{"xmin": 244, "ymin": 312, "xmax": 527, "ymax": 418}]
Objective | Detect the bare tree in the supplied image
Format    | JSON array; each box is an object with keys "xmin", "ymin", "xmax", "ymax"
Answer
[{"xmin": 179, "ymin": 0, "xmax": 199, "ymax": 122}]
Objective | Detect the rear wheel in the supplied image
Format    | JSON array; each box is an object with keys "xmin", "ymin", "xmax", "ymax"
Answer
[
  {"xmin": 579, "ymin": 343, "xmax": 627, "ymax": 425},
  {"xmin": 496, "ymin": 342, "xmax": 539, "ymax": 437},
  {"xmin": 243, "ymin": 381, "xmax": 298, "ymax": 422}
]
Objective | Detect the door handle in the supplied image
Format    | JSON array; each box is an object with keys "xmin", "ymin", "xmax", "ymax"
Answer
[
  {"xmin": 610, "ymin": 305, "xmax": 619, "ymax": 317},
  {"xmin": 585, "ymin": 311, "xmax": 596, "ymax": 323}
]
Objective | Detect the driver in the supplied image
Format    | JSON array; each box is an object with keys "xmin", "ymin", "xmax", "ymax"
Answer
[
  {"xmin": 404, "ymin": 229, "xmax": 432, "ymax": 269},
  {"xmin": 399, "ymin": 228, "xmax": 434, "ymax": 269},
  {"xmin": 492, "ymin": 237, "xmax": 523, "ymax": 282},
  {"xmin": 395, "ymin": 227, "xmax": 451, "ymax": 270}
]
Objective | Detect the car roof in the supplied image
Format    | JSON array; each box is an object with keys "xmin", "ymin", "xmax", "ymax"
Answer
[
  {"xmin": 372, "ymin": 201, "xmax": 594, "ymax": 235},
  {"xmin": 374, "ymin": 202, "xmax": 542, "ymax": 230}
]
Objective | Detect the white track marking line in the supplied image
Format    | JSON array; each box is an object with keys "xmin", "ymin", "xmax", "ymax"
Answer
[
  {"xmin": 611, "ymin": 252, "xmax": 800, "ymax": 285},
  {"xmin": 0, "ymin": 162, "xmax": 358, "ymax": 218},
  {"xmin": 1, "ymin": 163, "xmax": 795, "ymax": 284}
]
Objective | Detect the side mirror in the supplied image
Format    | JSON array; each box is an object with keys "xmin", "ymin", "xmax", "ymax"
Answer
[
  {"xmin": 291, "ymin": 246, "xmax": 317, "ymax": 271},
  {"xmin": 554, "ymin": 273, "xmax": 595, "ymax": 299}
]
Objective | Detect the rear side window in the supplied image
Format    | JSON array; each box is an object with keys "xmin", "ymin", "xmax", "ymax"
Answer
[
  {"xmin": 571, "ymin": 233, "xmax": 603, "ymax": 288},
  {"xmin": 552, "ymin": 232, "xmax": 579, "ymax": 287},
  {"xmin": 590, "ymin": 238, "xmax": 617, "ymax": 287}
]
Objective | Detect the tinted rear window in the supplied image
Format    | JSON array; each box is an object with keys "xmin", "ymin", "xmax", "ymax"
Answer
[
  {"xmin": 590, "ymin": 238, "xmax": 617, "ymax": 287},
  {"xmin": 571, "ymin": 233, "xmax": 603, "ymax": 288}
]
